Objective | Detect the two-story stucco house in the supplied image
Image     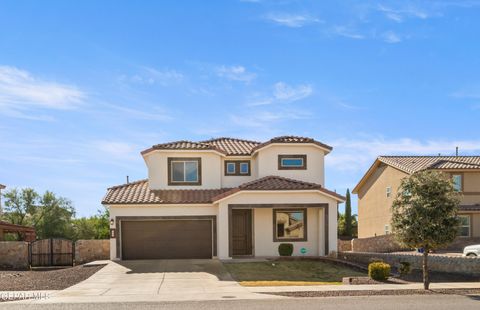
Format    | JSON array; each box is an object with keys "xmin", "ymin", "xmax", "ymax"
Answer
[
  {"xmin": 353, "ymin": 156, "xmax": 480, "ymax": 247},
  {"xmin": 102, "ymin": 136, "xmax": 345, "ymax": 260}
]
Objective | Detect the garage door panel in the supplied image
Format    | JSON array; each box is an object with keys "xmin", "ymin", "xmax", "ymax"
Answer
[{"xmin": 121, "ymin": 220, "xmax": 213, "ymax": 260}]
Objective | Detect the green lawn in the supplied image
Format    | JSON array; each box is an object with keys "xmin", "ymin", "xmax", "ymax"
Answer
[{"xmin": 224, "ymin": 260, "xmax": 366, "ymax": 284}]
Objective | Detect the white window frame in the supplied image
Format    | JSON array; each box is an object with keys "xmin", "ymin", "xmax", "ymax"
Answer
[
  {"xmin": 226, "ymin": 162, "xmax": 236, "ymax": 175},
  {"xmin": 452, "ymin": 174, "xmax": 463, "ymax": 192},
  {"xmin": 384, "ymin": 224, "xmax": 390, "ymax": 235},
  {"xmin": 458, "ymin": 215, "xmax": 471, "ymax": 237},
  {"xmin": 170, "ymin": 160, "xmax": 199, "ymax": 183},
  {"xmin": 386, "ymin": 186, "xmax": 392, "ymax": 198},
  {"xmin": 239, "ymin": 162, "xmax": 249, "ymax": 175},
  {"xmin": 280, "ymin": 157, "xmax": 304, "ymax": 168}
]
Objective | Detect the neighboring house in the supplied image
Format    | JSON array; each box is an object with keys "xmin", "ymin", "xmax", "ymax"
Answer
[
  {"xmin": 353, "ymin": 156, "xmax": 480, "ymax": 243},
  {"xmin": 102, "ymin": 136, "xmax": 345, "ymax": 260},
  {"xmin": 0, "ymin": 221, "xmax": 36, "ymax": 242}
]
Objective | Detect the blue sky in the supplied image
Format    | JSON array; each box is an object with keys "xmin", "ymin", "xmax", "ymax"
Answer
[{"xmin": 1, "ymin": 0, "xmax": 480, "ymax": 217}]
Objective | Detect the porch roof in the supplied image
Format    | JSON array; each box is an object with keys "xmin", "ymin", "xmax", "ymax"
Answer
[{"xmin": 102, "ymin": 176, "xmax": 345, "ymax": 205}]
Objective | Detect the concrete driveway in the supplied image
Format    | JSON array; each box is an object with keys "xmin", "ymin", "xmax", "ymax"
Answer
[{"xmin": 22, "ymin": 260, "xmax": 278, "ymax": 304}]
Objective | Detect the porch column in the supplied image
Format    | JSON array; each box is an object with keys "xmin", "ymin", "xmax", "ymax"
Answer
[
  {"xmin": 318, "ymin": 208, "xmax": 326, "ymax": 256},
  {"xmin": 217, "ymin": 202, "xmax": 230, "ymax": 259}
]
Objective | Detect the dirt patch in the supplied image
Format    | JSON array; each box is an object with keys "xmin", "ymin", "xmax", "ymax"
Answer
[
  {"xmin": 262, "ymin": 288, "xmax": 480, "ymax": 298},
  {"xmin": 0, "ymin": 265, "xmax": 104, "ymax": 291}
]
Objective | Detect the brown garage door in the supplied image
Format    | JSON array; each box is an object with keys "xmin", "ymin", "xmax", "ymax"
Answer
[{"xmin": 121, "ymin": 220, "xmax": 213, "ymax": 260}]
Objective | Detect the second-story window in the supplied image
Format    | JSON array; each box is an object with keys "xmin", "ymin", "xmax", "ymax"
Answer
[
  {"xmin": 452, "ymin": 174, "xmax": 463, "ymax": 192},
  {"xmin": 168, "ymin": 157, "xmax": 201, "ymax": 185},
  {"xmin": 225, "ymin": 160, "xmax": 251, "ymax": 176},
  {"xmin": 278, "ymin": 155, "xmax": 307, "ymax": 170}
]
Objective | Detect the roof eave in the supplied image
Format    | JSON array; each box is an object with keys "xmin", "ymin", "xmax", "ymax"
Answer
[
  {"xmin": 252, "ymin": 142, "xmax": 332, "ymax": 156},
  {"xmin": 141, "ymin": 148, "xmax": 226, "ymax": 157}
]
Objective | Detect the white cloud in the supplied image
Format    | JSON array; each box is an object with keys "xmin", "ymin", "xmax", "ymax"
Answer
[
  {"xmin": 215, "ymin": 65, "xmax": 256, "ymax": 83},
  {"xmin": 265, "ymin": 13, "xmax": 322, "ymax": 28},
  {"xmin": 330, "ymin": 26, "xmax": 365, "ymax": 40},
  {"xmin": 118, "ymin": 67, "xmax": 184, "ymax": 86},
  {"xmin": 382, "ymin": 31, "xmax": 402, "ymax": 43},
  {"xmin": 230, "ymin": 109, "xmax": 311, "ymax": 128},
  {"xmin": 377, "ymin": 4, "xmax": 430, "ymax": 22},
  {"xmin": 93, "ymin": 141, "xmax": 138, "ymax": 160},
  {"xmin": 0, "ymin": 65, "xmax": 85, "ymax": 119},
  {"xmin": 248, "ymin": 82, "xmax": 313, "ymax": 106},
  {"xmin": 451, "ymin": 85, "xmax": 480, "ymax": 99},
  {"xmin": 328, "ymin": 137, "xmax": 480, "ymax": 172}
]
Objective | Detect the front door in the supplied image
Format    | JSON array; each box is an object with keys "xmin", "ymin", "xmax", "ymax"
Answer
[{"xmin": 231, "ymin": 209, "xmax": 253, "ymax": 256}]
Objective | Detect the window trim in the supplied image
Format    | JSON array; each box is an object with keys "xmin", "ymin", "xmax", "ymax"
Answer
[
  {"xmin": 458, "ymin": 214, "xmax": 471, "ymax": 237},
  {"xmin": 278, "ymin": 154, "xmax": 307, "ymax": 170},
  {"xmin": 224, "ymin": 160, "xmax": 251, "ymax": 176},
  {"xmin": 386, "ymin": 186, "xmax": 392, "ymax": 198},
  {"xmin": 167, "ymin": 157, "xmax": 202, "ymax": 186},
  {"xmin": 452, "ymin": 173, "xmax": 464, "ymax": 192},
  {"xmin": 273, "ymin": 209, "xmax": 308, "ymax": 242},
  {"xmin": 384, "ymin": 224, "xmax": 390, "ymax": 235}
]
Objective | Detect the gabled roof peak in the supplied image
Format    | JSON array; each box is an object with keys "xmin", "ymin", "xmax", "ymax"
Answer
[{"xmin": 142, "ymin": 136, "xmax": 333, "ymax": 156}]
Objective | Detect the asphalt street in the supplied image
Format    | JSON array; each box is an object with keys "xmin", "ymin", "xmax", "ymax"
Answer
[{"xmin": 2, "ymin": 294, "xmax": 480, "ymax": 310}]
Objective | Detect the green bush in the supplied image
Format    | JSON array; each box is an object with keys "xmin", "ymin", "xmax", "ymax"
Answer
[
  {"xmin": 368, "ymin": 262, "xmax": 391, "ymax": 281},
  {"xmin": 369, "ymin": 257, "xmax": 384, "ymax": 264},
  {"xmin": 278, "ymin": 243, "xmax": 294, "ymax": 256},
  {"xmin": 399, "ymin": 262, "xmax": 411, "ymax": 276}
]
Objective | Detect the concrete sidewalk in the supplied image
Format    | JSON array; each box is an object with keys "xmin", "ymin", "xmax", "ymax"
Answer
[{"xmin": 247, "ymin": 281, "xmax": 480, "ymax": 293}]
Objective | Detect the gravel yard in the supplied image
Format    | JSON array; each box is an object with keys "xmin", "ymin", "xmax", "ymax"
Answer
[
  {"xmin": 263, "ymin": 288, "xmax": 480, "ymax": 298},
  {"xmin": 0, "ymin": 265, "xmax": 104, "ymax": 291}
]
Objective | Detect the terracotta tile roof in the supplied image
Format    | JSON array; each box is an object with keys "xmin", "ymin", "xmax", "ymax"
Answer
[
  {"xmin": 199, "ymin": 138, "xmax": 260, "ymax": 156},
  {"xmin": 252, "ymin": 136, "xmax": 333, "ymax": 153},
  {"xmin": 378, "ymin": 156, "xmax": 480, "ymax": 174},
  {"xmin": 142, "ymin": 136, "xmax": 332, "ymax": 156},
  {"xmin": 212, "ymin": 176, "xmax": 345, "ymax": 202},
  {"xmin": 103, "ymin": 176, "xmax": 345, "ymax": 205},
  {"xmin": 102, "ymin": 179, "xmax": 232, "ymax": 204},
  {"xmin": 459, "ymin": 205, "xmax": 480, "ymax": 212},
  {"xmin": 141, "ymin": 140, "xmax": 224, "ymax": 155}
]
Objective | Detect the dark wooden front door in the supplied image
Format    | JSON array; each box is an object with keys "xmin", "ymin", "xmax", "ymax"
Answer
[{"xmin": 231, "ymin": 209, "xmax": 253, "ymax": 256}]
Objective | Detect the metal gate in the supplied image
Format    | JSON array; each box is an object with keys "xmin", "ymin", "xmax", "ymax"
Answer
[{"xmin": 29, "ymin": 238, "xmax": 74, "ymax": 267}]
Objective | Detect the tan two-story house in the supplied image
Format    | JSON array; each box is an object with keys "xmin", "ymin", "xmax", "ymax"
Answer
[
  {"xmin": 102, "ymin": 136, "xmax": 344, "ymax": 260},
  {"xmin": 353, "ymin": 156, "xmax": 480, "ymax": 247}
]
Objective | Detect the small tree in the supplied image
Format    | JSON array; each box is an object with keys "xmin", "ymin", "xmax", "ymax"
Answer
[
  {"xmin": 391, "ymin": 170, "xmax": 461, "ymax": 289},
  {"xmin": 345, "ymin": 189, "xmax": 352, "ymax": 237}
]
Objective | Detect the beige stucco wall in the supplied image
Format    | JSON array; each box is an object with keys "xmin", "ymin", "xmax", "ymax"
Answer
[
  {"xmin": 221, "ymin": 156, "xmax": 257, "ymax": 188},
  {"xmin": 108, "ymin": 204, "xmax": 218, "ymax": 260},
  {"xmin": 459, "ymin": 172, "xmax": 480, "ymax": 205},
  {"xmin": 256, "ymin": 144, "xmax": 326, "ymax": 186},
  {"xmin": 253, "ymin": 207, "xmax": 323, "ymax": 257},
  {"xmin": 144, "ymin": 151, "xmax": 222, "ymax": 190},
  {"xmin": 473, "ymin": 213, "xmax": 480, "ymax": 237},
  {"xmin": 463, "ymin": 172, "xmax": 480, "ymax": 192},
  {"xmin": 217, "ymin": 191, "xmax": 338, "ymax": 259},
  {"xmin": 357, "ymin": 164, "xmax": 408, "ymax": 238},
  {"xmin": 357, "ymin": 168, "xmax": 480, "ymax": 238}
]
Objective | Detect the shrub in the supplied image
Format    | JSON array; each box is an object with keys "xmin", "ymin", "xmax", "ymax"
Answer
[
  {"xmin": 278, "ymin": 243, "xmax": 293, "ymax": 256},
  {"xmin": 368, "ymin": 262, "xmax": 391, "ymax": 281},
  {"xmin": 399, "ymin": 262, "xmax": 411, "ymax": 276},
  {"xmin": 369, "ymin": 257, "xmax": 384, "ymax": 264}
]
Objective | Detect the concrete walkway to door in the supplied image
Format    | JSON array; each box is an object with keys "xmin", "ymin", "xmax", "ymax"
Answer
[{"xmin": 16, "ymin": 260, "xmax": 279, "ymax": 304}]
